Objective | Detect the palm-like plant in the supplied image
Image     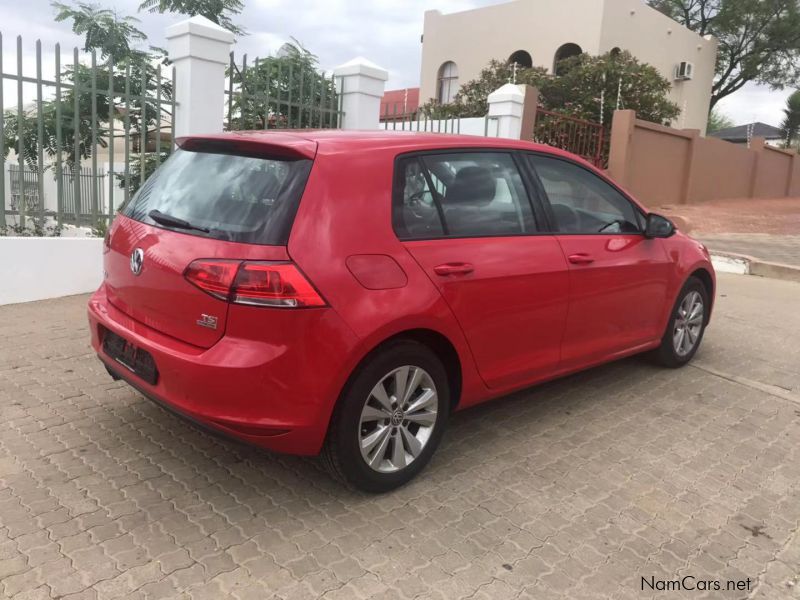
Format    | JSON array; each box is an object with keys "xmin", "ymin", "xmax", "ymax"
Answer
[
  {"xmin": 780, "ymin": 90, "xmax": 800, "ymax": 149},
  {"xmin": 138, "ymin": 0, "xmax": 245, "ymax": 36}
]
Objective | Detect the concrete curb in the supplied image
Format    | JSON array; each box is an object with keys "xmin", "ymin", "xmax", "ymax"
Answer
[{"xmin": 710, "ymin": 250, "xmax": 800, "ymax": 283}]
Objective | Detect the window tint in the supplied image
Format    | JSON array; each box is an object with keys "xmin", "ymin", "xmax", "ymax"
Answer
[
  {"xmin": 121, "ymin": 148, "xmax": 312, "ymax": 245},
  {"xmin": 393, "ymin": 152, "xmax": 536, "ymax": 239},
  {"xmin": 529, "ymin": 155, "xmax": 643, "ymax": 234},
  {"xmin": 393, "ymin": 157, "xmax": 446, "ymax": 239}
]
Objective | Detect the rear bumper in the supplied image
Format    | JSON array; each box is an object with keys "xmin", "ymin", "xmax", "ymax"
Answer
[{"xmin": 87, "ymin": 283, "xmax": 360, "ymax": 455}]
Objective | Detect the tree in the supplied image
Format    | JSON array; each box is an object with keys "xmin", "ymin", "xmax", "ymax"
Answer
[
  {"xmin": 419, "ymin": 51, "xmax": 680, "ymax": 127},
  {"xmin": 706, "ymin": 108, "xmax": 735, "ymax": 133},
  {"xmin": 647, "ymin": 0, "xmax": 800, "ymax": 109},
  {"xmin": 780, "ymin": 90, "xmax": 800, "ymax": 148},
  {"xmin": 542, "ymin": 51, "xmax": 679, "ymax": 127},
  {"xmin": 53, "ymin": 2, "xmax": 147, "ymax": 60},
  {"xmin": 228, "ymin": 41, "xmax": 338, "ymax": 130},
  {"xmin": 418, "ymin": 60, "xmax": 549, "ymax": 118},
  {"xmin": 2, "ymin": 0, "xmax": 172, "ymax": 205},
  {"xmin": 139, "ymin": 0, "xmax": 245, "ymax": 36}
]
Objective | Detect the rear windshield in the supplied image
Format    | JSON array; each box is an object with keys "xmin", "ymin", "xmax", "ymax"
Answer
[{"xmin": 121, "ymin": 147, "xmax": 312, "ymax": 245}]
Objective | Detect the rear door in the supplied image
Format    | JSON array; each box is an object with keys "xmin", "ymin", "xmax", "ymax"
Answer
[
  {"xmin": 395, "ymin": 151, "xmax": 569, "ymax": 390},
  {"xmin": 526, "ymin": 154, "xmax": 672, "ymax": 367},
  {"xmin": 106, "ymin": 140, "xmax": 313, "ymax": 348}
]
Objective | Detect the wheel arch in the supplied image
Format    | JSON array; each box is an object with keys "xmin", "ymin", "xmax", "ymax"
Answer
[
  {"xmin": 688, "ymin": 267, "xmax": 715, "ymax": 321},
  {"xmin": 349, "ymin": 328, "xmax": 463, "ymax": 411}
]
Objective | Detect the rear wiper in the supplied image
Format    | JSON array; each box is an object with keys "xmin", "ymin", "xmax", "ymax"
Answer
[{"xmin": 148, "ymin": 209, "xmax": 210, "ymax": 233}]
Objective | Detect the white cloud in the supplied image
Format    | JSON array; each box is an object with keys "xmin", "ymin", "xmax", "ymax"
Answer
[{"xmin": 716, "ymin": 84, "xmax": 794, "ymax": 128}]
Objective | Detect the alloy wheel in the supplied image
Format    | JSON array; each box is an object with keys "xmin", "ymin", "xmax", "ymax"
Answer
[
  {"xmin": 673, "ymin": 290, "xmax": 704, "ymax": 357},
  {"xmin": 358, "ymin": 366, "xmax": 438, "ymax": 473}
]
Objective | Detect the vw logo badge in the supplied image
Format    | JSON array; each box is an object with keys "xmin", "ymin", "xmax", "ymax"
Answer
[{"xmin": 130, "ymin": 248, "xmax": 144, "ymax": 276}]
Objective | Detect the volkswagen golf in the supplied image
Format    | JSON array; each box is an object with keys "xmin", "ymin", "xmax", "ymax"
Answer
[{"xmin": 88, "ymin": 130, "xmax": 715, "ymax": 492}]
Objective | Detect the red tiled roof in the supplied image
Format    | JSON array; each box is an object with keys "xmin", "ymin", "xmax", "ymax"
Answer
[{"xmin": 380, "ymin": 88, "xmax": 420, "ymax": 120}]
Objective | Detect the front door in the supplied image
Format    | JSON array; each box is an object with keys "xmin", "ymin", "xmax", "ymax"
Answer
[
  {"xmin": 526, "ymin": 154, "xmax": 672, "ymax": 368},
  {"xmin": 394, "ymin": 151, "xmax": 569, "ymax": 390}
]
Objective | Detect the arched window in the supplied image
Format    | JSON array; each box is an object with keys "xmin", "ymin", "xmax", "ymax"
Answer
[
  {"xmin": 437, "ymin": 61, "xmax": 459, "ymax": 104},
  {"xmin": 508, "ymin": 50, "xmax": 532, "ymax": 69},
  {"xmin": 553, "ymin": 43, "xmax": 582, "ymax": 75}
]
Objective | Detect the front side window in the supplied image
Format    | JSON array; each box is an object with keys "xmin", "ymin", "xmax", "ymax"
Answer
[
  {"xmin": 121, "ymin": 147, "xmax": 312, "ymax": 245},
  {"xmin": 528, "ymin": 155, "xmax": 643, "ymax": 234},
  {"xmin": 393, "ymin": 152, "xmax": 537, "ymax": 239}
]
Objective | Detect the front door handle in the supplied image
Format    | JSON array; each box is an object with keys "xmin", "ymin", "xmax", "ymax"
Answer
[
  {"xmin": 434, "ymin": 262, "xmax": 475, "ymax": 276},
  {"xmin": 568, "ymin": 253, "xmax": 595, "ymax": 265}
]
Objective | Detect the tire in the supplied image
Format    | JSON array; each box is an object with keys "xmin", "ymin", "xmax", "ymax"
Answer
[
  {"xmin": 322, "ymin": 340, "xmax": 450, "ymax": 493},
  {"xmin": 652, "ymin": 276, "xmax": 709, "ymax": 368}
]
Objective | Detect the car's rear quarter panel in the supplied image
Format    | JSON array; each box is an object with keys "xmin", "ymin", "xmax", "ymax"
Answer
[{"xmin": 287, "ymin": 142, "xmax": 490, "ymax": 410}]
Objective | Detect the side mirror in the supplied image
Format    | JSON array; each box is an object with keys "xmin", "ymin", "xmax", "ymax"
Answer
[{"xmin": 645, "ymin": 213, "xmax": 675, "ymax": 238}]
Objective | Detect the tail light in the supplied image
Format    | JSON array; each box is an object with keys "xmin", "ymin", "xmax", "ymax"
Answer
[
  {"xmin": 184, "ymin": 260, "xmax": 240, "ymax": 301},
  {"xmin": 184, "ymin": 260, "xmax": 326, "ymax": 308}
]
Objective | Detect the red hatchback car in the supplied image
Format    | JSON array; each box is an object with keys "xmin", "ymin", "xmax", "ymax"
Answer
[{"xmin": 88, "ymin": 131, "xmax": 715, "ymax": 492}]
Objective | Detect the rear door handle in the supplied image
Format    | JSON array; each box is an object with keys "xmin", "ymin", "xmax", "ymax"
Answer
[
  {"xmin": 568, "ymin": 253, "xmax": 595, "ymax": 265},
  {"xmin": 434, "ymin": 262, "xmax": 474, "ymax": 276}
]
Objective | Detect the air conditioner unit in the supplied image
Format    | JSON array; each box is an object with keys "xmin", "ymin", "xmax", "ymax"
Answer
[{"xmin": 674, "ymin": 61, "xmax": 694, "ymax": 81}]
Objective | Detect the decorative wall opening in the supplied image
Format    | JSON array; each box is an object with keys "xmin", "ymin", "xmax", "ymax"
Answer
[
  {"xmin": 437, "ymin": 61, "xmax": 459, "ymax": 104},
  {"xmin": 508, "ymin": 50, "xmax": 533, "ymax": 69},
  {"xmin": 553, "ymin": 43, "xmax": 583, "ymax": 75}
]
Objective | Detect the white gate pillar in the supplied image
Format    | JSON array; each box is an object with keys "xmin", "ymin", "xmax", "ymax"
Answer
[
  {"xmin": 488, "ymin": 83, "xmax": 526, "ymax": 139},
  {"xmin": 166, "ymin": 16, "xmax": 234, "ymax": 138},
  {"xmin": 333, "ymin": 58, "xmax": 389, "ymax": 130}
]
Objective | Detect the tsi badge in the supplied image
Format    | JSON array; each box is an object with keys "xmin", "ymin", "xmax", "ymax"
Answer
[
  {"xmin": 197, "ymin": 314, "xmax": 218, "ymax": 330},
  {"xmin": 130, "ymin": 248, "xmax": 144, "ymax": 276}
]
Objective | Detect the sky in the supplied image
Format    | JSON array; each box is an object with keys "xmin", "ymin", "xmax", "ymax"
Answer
[{"xmin": 0, "ymin": 0, "xmax": 794, "ymax": 127}]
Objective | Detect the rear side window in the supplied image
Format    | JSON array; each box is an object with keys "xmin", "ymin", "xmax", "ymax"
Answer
[
  {"xmin": 393, "ymin": 152, "xmax": 537, "ymax": 239},
  {"xmin": 121, "ymin": 148, "xmax": 312, "ymax": 245}
]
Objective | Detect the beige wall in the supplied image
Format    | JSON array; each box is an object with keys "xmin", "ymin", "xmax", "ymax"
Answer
[
  {"xmin": 421, "ymin": 0, "xmax": 604, "ymax": 108},
  {"xmin": 608, "ymin": 110, "xmax": 800, "ymax": 206},
  {"xmin": 420, "ymin": 0, "xmax": 716, "ymax": 133},
  {"xmin": 599, "ymin": 0, "xmax": 716, "ymax": 133}
]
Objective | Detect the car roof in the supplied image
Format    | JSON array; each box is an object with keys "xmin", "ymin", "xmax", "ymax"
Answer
[{"xmin": 178, "ymin": 129, "xmax": 585, "ymax": 164}]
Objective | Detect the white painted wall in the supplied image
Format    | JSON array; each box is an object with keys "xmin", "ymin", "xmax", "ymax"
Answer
[
  {"xmin": 334, "ymin": 58, "xmax": 390, "ymax": 131},
  {"xmin": 0, "ymin": 238, "xmax": 103, "ymax": 305},
  {"xmin": 166, "ymin": 16, "xmax": 235, "ymax": 138}
]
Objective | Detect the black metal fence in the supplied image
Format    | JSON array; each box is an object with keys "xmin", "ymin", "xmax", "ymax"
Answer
[
  {"xmin": 1, "ymin": 31, "xmax": 175, "ymax": 231},
  {"xmin": 225, "ymin": 50, "xmax": 343, "ymax": 131}
]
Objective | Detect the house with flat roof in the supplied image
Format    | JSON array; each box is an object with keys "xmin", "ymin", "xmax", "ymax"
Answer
[{"xmin": 419, "ymin": 0, "xmax": 717, "ymax": 133}]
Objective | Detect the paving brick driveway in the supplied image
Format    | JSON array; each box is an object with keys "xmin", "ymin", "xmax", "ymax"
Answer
[{"xmin": 1, "ymin": 273, "xmax": 799, "ymax": 600}]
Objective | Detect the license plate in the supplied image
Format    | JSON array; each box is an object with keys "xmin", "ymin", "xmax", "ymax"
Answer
[{"xmin": 103, "ymin": 330, "xmax": 159, "ymax": 385}]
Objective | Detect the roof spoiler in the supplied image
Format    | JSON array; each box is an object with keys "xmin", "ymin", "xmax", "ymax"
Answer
[{"xmin": 176, "ymin": 134, "xmax": 317, "ymax": 160}]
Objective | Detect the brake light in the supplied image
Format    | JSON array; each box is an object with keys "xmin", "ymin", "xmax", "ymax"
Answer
[
  {"xmin": 185, "ymin": 260, "xmax": 241, "ymax": 301},
  {"xmin": 232, "ymin": 262, "xmax": 326, "ymax": 307},
  {"xmin": 184, "ymin": 260, "xmax": 326, "ymax": 308}
]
